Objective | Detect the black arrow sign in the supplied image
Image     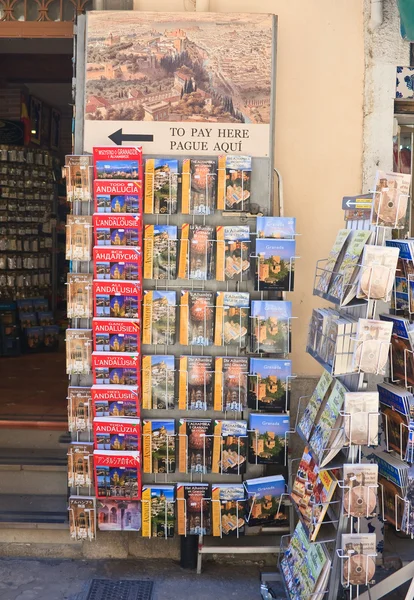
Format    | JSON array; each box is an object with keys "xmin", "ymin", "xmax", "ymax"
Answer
[{"xmin": 108, "ymin": 128, "xmax": 154, "ymax": 146}]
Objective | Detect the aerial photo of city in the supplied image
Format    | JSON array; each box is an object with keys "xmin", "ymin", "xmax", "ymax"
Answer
[{"xmin": 86, "ymin": 12, "xmax": 273, "ymax": 125}]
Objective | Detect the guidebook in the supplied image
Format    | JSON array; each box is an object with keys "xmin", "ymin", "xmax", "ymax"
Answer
[
  {"xmin": 141, "ymin": 485, "xmax": 175, "ymax": 538},
  {"xmin": 182, "ymin": 158, "xmax": 217, "ymax": 215},
  {"xmin": 217, "ymin": 155, "xmax": 252, "ymax": 211},
  {"xmin": 69, "ymin": 496, "xmax": 96, "ymax": 541},
  {"xmin": 180, "ymin": 290, "xmax": 214, "ymax": 346},
  {"xmin": 91, "ymin": 385, "xmax": 140, "ymax": 418},
  {"xmin": 245, "ymin": 475, "xmax": 288, "ymax": 527},
  {"xmin": 142, "ymin": 290, "xmax": 176, "ymax": 345},
  {"xmin": 66, "ymin": 215, "xmax": 92, "ymax": 261},
  {"xmin": 142, "ymin": 355, "xmax": 175, "ymax": 410},
  {"xmin": 378, "ymin": 382, "xmax": 414, "ymax": 460},
  {"xmin": 177, "ymin": 483, "xmax": 211, "ymax": 535},
  {"xmin": 178, "ymin": 224, "xmax": 215, "ymax": 280},
  {"xmin": 314, "ymin": 229, "xmax": 350, "ymax": 295},
  {"xmin": 67, "ymin": 273, "xmax": 93, "ymax": 319},
  {"xmin": 211, "ymin": 484, "xmax": 245, "ymax": 537},
  {"xmin": 371, "ymin": 170, "xmax": 411, "ymax": 228},
  {"xmin": 212, "ymin": 420, "xmax": 247, "ymax": 475},
  {"xmin": 374, "ymin": 450, "xmax": 409, "ymax": 528},
  {"xmin": 214, "ymin": 356, "xmax": 248, "ymax": 411},
  {"xmin": 341, "ymin": 533, "xmax": 376, "ymax": 586},
  {"xmin": 93, "ymin": 247, "xmax": 142, "ymax": 281},
  {"xmin": 92, "ymin": 318, "xmax": 140, "ymax": 353},
  {"xmin": 248, "ymin": 358, "xmax": 292, "ymax": 412},
  {"xmin": 66, "ymin": 329, "xmax": 92, "ymax": 375},
  {"xmin": 216, "ymin": 225, "xmax": 250, "ymax": 281},
  {"xmin": 92, "ymin": 352, "xmax": 140, "ymax": 387},
  {"xmin": 93, "ymin": 281, "xmax": 142, "ymax": 320},
  {"xmin": 214, "ymin": 291, "xmax": 249, "ymax": 348},
  {"xmin": 94, "ymin": 450, "xmax": 141, "ymax": 500},
  {"xmin": 343, "ymin": 463, "xmax": 378, "ymax": 518},
  {"xmin": 93, "ymin": 214, "xmax": 142, "ymax": 247},
  {"xmin": 142, "ymin": 419, "xmax": 175, "ymax": 474},
  {"xmin": 248, "ymin": 413, "xmax": 290, "ymax": 465},
  {"xmin": 93, "ymin": 418, "xmax": 141, "ymax": 452},
  {"xmin": 93, "ymin": 146, "xmax": 143, "ymax": 180},
  {"xmin": 250, "ymin": 300, "xmax": 292, "ymax": 354},
  {"xmin": 255, "ymin": 239, "xmax": 296, "ymax": 291},
  {"xmin": 97, "ymin": 499, "xmax": 141, "ymax": 532},
  {"xmin": 144, "ymin": 158, "xmax": 178, "ymax": 215},
  {"xmin": 68, "ymin": 386, "xmax": 91, "ymax": 433},
  {"xmin": 67, "ymin": 442, "xmax": 93, "ymax": 488},
  {"xmin": 178, "ymin": 418, "xmax": 213, "ymax": 474},
  {"xmin": 65, "ymin": 155, "xmax": 93, "ymax": 204},
  {"xmin": 328, "ymin": 230, "xmax": 372, "ymax": 305},
  {"xmin": 143, "ymin": 225, "xmax": 177, "ymax": 280},
  {"xmin": 93, "ymin": 180, "xmax": 142, "ymax": 214},
  {"xmin": 178, "ymin": 356, "xmax": 214, "ymax": 410},
  {"xmin": 256, "ymin": 216, "xmax": 296, "ymax": 239},
  {"xmin": 380, "ymin": 314, "xmax": 414, "ymax": 388}
]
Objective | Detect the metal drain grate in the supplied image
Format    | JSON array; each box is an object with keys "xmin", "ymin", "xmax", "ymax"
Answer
[{"xmin": 86, "ymin": 579, "xmax": 153, "ymax": 600}]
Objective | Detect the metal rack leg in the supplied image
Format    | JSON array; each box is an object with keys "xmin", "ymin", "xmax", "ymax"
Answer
[{"xmin": 358, "ymin": 562, "xmax": 414, "ymax": 600}]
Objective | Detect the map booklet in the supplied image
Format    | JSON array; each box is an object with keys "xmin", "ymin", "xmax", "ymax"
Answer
[{"xmin": 141, "ymin": 485, "xmax": 175, "ymax": 538}]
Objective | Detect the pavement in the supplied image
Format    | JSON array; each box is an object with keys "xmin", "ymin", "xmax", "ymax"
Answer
[{"xmin": 0, "ymin": 557, "xmax": 266, "ymax": 600}]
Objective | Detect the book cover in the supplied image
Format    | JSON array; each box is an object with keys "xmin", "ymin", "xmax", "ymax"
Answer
[
  {"xmin": 94, "ymin": 180, "xmax": 142, "ymax": 214},
  {"xmin": 216, "ymin": 225, "xmax": 250, "ymax": 281},
  {"xmin": 44, "ymin": 325, "xmax": 59, "ymax": 349},
  {"xmin": 142, "ymin": 290, "xmax": 176, "ymax": 345},
  {"xmin": 291, "ymin": 447, "xmax": 318, "ymax": 511},
  {"xmin": 25, "ymin": 326, "xmax": 44, "ymax": 350},
  {"xmin": 93, "ymin": 214, "xmax": 142, "ymax": 247},
  {"xmin": 94, "ymin": 417, "xmax": 141, "ymax": 452},
  {"xmin": 178, "ymin": 224, "xmax": 215, "ymax": 280},
  {"xmin": 255, "ymin": 239, "xmax": 296, "ymax": 292},
  {"xmin": 248, "ymin": 413, "xmax": 290, "ymax": 465},
  {"xmin": 341, "ymin": 533, "xmax": 376, "ymax": 586},
  {"xmin": 211, "ymin": 484, "xmax": 245, "ymax": 537},
  {"xmin": 68, "ymin": 386, "xmax": 92, "ymax": 433},
  {"xmin": 380, "ymin": 314, "xmax": 414, "ymax": 387},
  {"xmin": 92, "ymin": 352, "xmax": 140, "ymax": 387},
  {"xmin": 356, "ymin": 245, "xmax": 399, "ymax": 301},
  {"xmin": 37, "ymin": 312, "xmax": 54, "ymax": 327},
  {"xmin": 315, "ymin": 229, "xmax": 350, "ymax": 294},
  {"xmin": 93, "ymin": 280, "xmax": 142, "ymax": 320},
  {"xmin": 353, "ymin": 319, "xmax": 393, "ymax": 375},
  {"xmin": 67, "ymin": 442, "xmax": 93, "ymax": 487},
  {"xmin": 97, "ymin": 498, "xmax": 141, "ymax": 531},
  {"xmin": 378, "ymin": 383, "xmax": 414, "ymax": 457},
  {"xmin": 94, "ymin": 450, "xmax": 141, "ymax": 500},
  {"xmin": 178, "ymin": 418, "xmax": 213, "ymax": 474},
  {"xmin": 142, "ymin": 419, "xmax": 175, "ymax": 474},
  {"xmin": 248, "ymin": 358, "xmax": 292, "ymax": 412},
  {"xmin": 67, "ymin": 273, "xmax": 93, "ymax": 319},
  {"xmin": 69, "ymin": 496, "xmax": 96, "ymax": 541},
  {"xmin": 329, "ymin": 230, "xmax": 371, "ymax": 304},
  {"xmin": 91, "ymin": 385, "xmax": 140, "ymax": 418},
  {"xmin": 65, "ymin": 155, "xmax": 93, "ymax": 203},
  {"xmin": 20, "ymin": 313, "xmax": 37, "ymax": 329},
  {"xmin": 343, "ymin": 392, "xmax": 379, "ymax": 446},
  {"xmin": 343, "ymin": 464, "xmax": 378, "ymax": 518},
  {"xmin": 32, "ymin": 298, "xmax": 48, "ymax": 312},
  {"xmin": 245, "ymin": 475, "xmax": 288, "ymax": 527},
  {"xmin": 214, "ymin": 356, "xmax": 248, "ymax": 411},
  {"xmin": 178, "ymin": 356, "xmax": 214, "ymax": 411},
  {"xmin": 93, "ymin": 146, "xmax": 143, "ymax": 180},
  {"xmin": 93, "ymin": 318, "xmax": 140, "ymax": 353},
  {"xmin": 180, "ymin": 291, "xmax": 214, "ymax": 346},
  {"xmin": 141, "ymin": 485, "xmax": 175, "ymax": 538},
  {"xmin": 214, "ymin": 291, "xmax": 249, "ymax": 348},
  {"xmin": 93, "ymin": 247, "xmax": 142, "ymax": 281},
  {"xmin": 142, "ymin": 355, "xmax": 175, "ymax": 410},
  {"xmin": 374, "ymin": 450, "xmax": 408, "ymax": 528},
  {"xmin": 256, "ymin": 216, "xmax": 296, "ymax": 239},
  {"xmin": 182, "ymin": 158, "xmax": 217, "ymax": 215},
  {"xmin": 66, "ymin": 329, "xmax": 92, "ymax": 375},
  {"xmin": 66, "ymin": 215, "xmax": 92, "ymax": 261},
  {"xmin": 144, "ymin": 158, "xmax": 178, "ymax": 214},
  {"xmin": 176, "ymin": 483, "xmax": 211, "ymax": 535},
  {"xmin": 212, "ymin": 420, "xmax": 247, "ymax": 475},
  {"xmin": 309, "ymin": 380, "xmax": 346, "ymax": 466},
  {"xmin": 250, "ymin": 300, "xmax": 292, "ymax": 354},
  {"xmin": 371, "ymin": 170, "xmax": 411, "ymax": 228},
  {"xmin": 217, "ymin": 155, "xmax": 251, "ymax": 211},
  {"xmin": 17, "ymin": 299, "xmax": 34, "ymax": 315},
  {"xmin": 143, "ymin": 225, "xmax": 178, "ymax": 280}
]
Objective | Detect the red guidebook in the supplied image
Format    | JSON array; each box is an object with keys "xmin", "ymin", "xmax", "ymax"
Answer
[
  {"xmin": 92, "ymin": 318, "xmax": 141, "ymax": 353},
  {"xmin": 93, "ymin": 417, "xmax": 141, "ymax": 453},
  {"xmin": 92, "ymin": 352, "xmax": 141, "ymax": 388},
  {"xmin": 93, "ymin": 146, "xmax": 143, "ymax": 181},
  {"xmin": 94, "ymin": 450, "xmax": 141, "ymax": 500},
  {"xmin": 93, "ymin": 214, "xmax": 143, "ymax": 248},
  {"xmin": 93, "ymin": 280, "xmax": 142, "ymax": 320},
  {"xmin": 93, "ymin": 247, "xmax": 142, "ymax": 281},
  {"xmin": 93, "ymin": 180, "xmax": 143, "ymax": 215},
  {"xmin": 91, "ymin": 385, "xmax": 140, "ymax": 418}
]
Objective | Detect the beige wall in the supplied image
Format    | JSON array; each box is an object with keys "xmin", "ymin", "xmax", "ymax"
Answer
[{"xmin": 134, "ymin": 0, "xmax": 365, "ymax": 376}]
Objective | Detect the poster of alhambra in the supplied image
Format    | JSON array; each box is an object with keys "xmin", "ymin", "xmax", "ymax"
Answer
[{"xmin": 83, "ymin": 11, "xmax": 276, "ymax": 157}]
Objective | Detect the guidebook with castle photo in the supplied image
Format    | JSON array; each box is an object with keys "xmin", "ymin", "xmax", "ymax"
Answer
[
  {"xmin": 255, "ymin": 239, "xmax": 296, "ymax": 292},
  {"xmin": 142, "ymin": 419, "xmax": 175, "ymax": 474},
  {"xmin": 92, "ymin": 352, "xmax": 141, "ymax": 387},
  {"xmin": 178, "ymin": 224, "xmax": 215, "ymax": 280},
  {"xmin": 212, "ymin": 484, "xmax": 246, "ymax": 537},
  {"xmin": 178, "ymin": 418, "xmax": 213, "ymax": 474},
  {"xmin": 141, "ymin": 485, "xmax": 175, "ymax": 538},
  {"xmin": 248, "ymin": 413, "xmax": 290, "ymax": 465},
  {"xmin": 212, "ymin": 420, "xmax": 247, "ymax": 475},
  {"xmin": 178, "ymin": 355, "xmax": 214, "ymax": 410},
  {"xmin": 217, "ymin": 155, "xmax": 252, "ymax": 211},
  {"xmin": 142, "ymin": 290, "xmax": 176, "ymax": 345},
  {"xmin": 245, "ymin": 475, "xmax": 288, "ymax": 527},
  {"xmin": 177, "ymin": 483, "xmax": 211, "ymax": 535},
  {"xmin": 93, "ymin": 146, "xmax": 143, "ymax": 181},
  {"xmin": 248, "ymin": 358, "xmax": 292, "ymax": 412},
  {"xmin": 250, "ymin": 300, "xmax": 292, "ymax": 354},
  {"xmin": 142, "ymin": 355, "xmax": 175, "ymax": 410},
  {"xmin": 143, "ymin": 224, "xmax": 178, "ymax": 280},
  {"xmin": 144, "ymin": 158, "xmax": 178, "ymax": 215}
]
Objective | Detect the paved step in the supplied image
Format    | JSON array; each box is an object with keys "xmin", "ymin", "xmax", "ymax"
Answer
[
  {"xmin": 0, "ymin": 464, "xmax": 68, "ymax": 495},
  {"xmin": 0, "ymin": 447, "xmax": 68, "ymax": 467},
  {"xmin": 0, "ymin": 494, "xmax": 68, "ymax": 527},
  {"xmin": 0, "ymin": 427, "xmax": 70, "ymax": 450}
]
